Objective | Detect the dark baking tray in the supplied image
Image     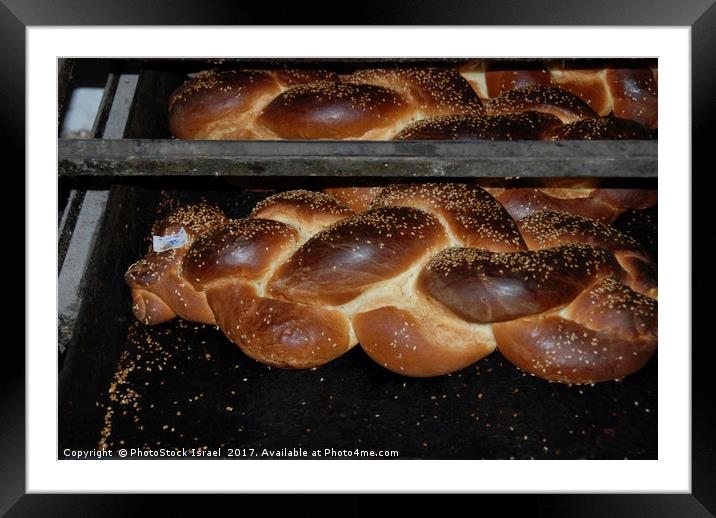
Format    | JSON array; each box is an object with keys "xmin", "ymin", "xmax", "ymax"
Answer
[{"xmin": 58, "ymin": 177, "xmax": 658, "ymax": 459}]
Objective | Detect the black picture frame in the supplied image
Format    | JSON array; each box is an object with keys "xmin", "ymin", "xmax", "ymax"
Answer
[{"xmin": 10, "ymin": 0, "xmax": 709, "ymax": 515}]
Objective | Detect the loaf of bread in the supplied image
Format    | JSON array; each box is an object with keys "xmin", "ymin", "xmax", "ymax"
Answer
[
  {"xmin": 126, "ymin": 184, "xmax": 657, "ymax": 383},
  {"xmin": 170, "ymin": 67, "xmax": 483, "ymax": 140},
  {"xmin": 168, "ymin": 62, "xmax": 656, "ymax": 140}
]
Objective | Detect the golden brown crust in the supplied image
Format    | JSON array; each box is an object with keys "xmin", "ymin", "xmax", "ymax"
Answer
[
  {"xmin": 125, "ymin": 247, "xmax": 180, "ymax": 289},
  {"xmin": 517, "ymin": 210, "xmax": 657, "ymax": 295},
  {"xmin": 393, "ymin": 112, "xmax": 562, "ymax": 141},
  {"xmin": 170, "ymin": 67, "xmax": 486, "ymax": 141},
  {"xmin": 169, "ymin": 70, "xmax": 280, "ymax": 139},
  {"xmin": 606, "ymin": 68, "xmax": 658, "ymax": 129},
  {"xmin": 256, "ymin": 81, "xmax": 412, "ymax": 139},
  {"xmin": 349, "ymin": 67, "xmax": 484, "ymax": 117},
  {"xmin": 206, "ymin": 283, "xmax": 352, "ymax": 369},
  {"xmin": 168, "ymin": 69, "xmax": 339, "ymax": 139},
  {"xmin": 529, "ymin": 187, "xmax": 598, "ymax": 199},
  {"xmin": 486, "ymin": 86, "xmax": 598, "ymax": 124},
  {"xmin": 354, "ymin": 305, "xmax": 495, "ymax": 377},
  {"xmin": 150, "ymin": 203, "xmax": 229, "ymax": 242},
  {"xmin": 128, "ymin": 288, "xmax": 177, "ymax": 326},
  {"xmin": 495, "ymin": 188, "xmax": 622, "ymax": 223},
  {"xmin": 183, "ymin": 219, "xmax": 299, "ymax": 291},
  {"xmin": 124, "ymin": 203, "xmax": 229, "ymax": 324},
  {"xmin": 457, "ymin": 60, "xmax": 488, "ymax": 98},
  {"xmin": 494, "ymin": 278, "xmax": 657, "ymax": 384},
  {"xmin": 417, "ymin": 244, "xmax": 624, "ymax": 323},
  {"xmin": 549, "ymin": 66, "xmax": 611, "ymax": 115},
  {"xmin": 251, "ymin": 190, "xmax": 354, "ymax": 236},
  {"xmin": 494, "ymin": 315, "xmax": 656, "ymax": 384},
  {"xmin": 567, "ymin": 277, "xmax": 657, "ymax": 339},
  {"xmin": 494, "ymin": 188, "xmax": 657, "ymax": 224},
  {"xmin": 549, "ymin": 116, "xmax": 651, "ymax": 140},
  {"xmin": 322, "ymin": 187, "xmax": 386, "ymax": 213},
  {"xmin": 269, "ymin": 69, "xmax": 342, "ymax": 87},
  {"xmin": 267, "ymin": 206, "xmax": 449, "ymax": 306},
  {"xmin": 370, "ymin": 183, "xmax": 526, "ymax": 251},
  {"xmin": 484, "ymin": 65, "xmax": 552, "ymax": 98},
  {"xmin": 464, "ymin": 62, "xmax": 659, "ymax": 130},
  {"xmin": 125, "ymin": 250, "xmax": 215, "ymax": 325}
]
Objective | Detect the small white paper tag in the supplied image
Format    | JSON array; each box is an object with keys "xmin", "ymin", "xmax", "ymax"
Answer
[{"xmin": 153, "ymin": 227, "xmax": 189, "ymax": 252}]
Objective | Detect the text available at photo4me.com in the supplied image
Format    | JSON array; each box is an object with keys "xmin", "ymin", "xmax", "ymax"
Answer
[{"xmin": 62, "ymin": 447, "xmax": 401, "ymax": 459}]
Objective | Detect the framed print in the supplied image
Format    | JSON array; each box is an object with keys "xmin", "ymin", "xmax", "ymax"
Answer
[{"xmin": 8, "ymin": 0, "xmax": 710, "ymax": 514}]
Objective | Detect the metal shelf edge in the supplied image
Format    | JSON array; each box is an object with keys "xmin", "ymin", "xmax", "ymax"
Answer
[{"xmin": 58, "ymin": 138, "xmax": 657, "ymax": 178}]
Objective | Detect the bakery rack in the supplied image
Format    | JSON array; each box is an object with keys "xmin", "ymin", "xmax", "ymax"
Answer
[
  {"xmin": 57, "ymin": 58, "xmax": 658, "ymax": 459},
  {"xmin": 58, "ymin": 58, "xmax": 657, "ymax": 178}
]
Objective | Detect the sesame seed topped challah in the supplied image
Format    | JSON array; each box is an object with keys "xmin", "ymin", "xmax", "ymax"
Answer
[
  {"xmin": 168, "ymin": 64, "xmax": 656, "ymax": 141},
  {"xmin": 125, "ymin": 184, "xmax": 657, "ymax": 384}
]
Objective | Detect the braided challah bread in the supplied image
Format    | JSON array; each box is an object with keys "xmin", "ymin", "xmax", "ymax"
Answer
[
  {"xmin": 126, "ymin": 184, "xmax": 657, "ymax": 383},
  {"xmin": 458, "ymin": 60, "xmax": 658, "ymax": 129},
  {"xmin": 170, "ymin": 67, "xmax": 484, "ymax": 140},
  {"xmin": 168, "ymin": 65, "xmax": 655, "ymax": 140}
]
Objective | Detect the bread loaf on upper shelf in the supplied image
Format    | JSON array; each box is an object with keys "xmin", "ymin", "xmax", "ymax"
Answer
[
  {"xmin": 126, "ymin": 183, "xmax": 657, "ymax": 384},
  {"xmin": 168, "ymin": 61, "xmax": 657, "ymax": 141},
  {"xmin": 170, "ymin": 67, "xmax": 484, "ymax": 140},
  {"xmin": 458, "ymin": 59, "xmax": 658, "ymax": 129}
]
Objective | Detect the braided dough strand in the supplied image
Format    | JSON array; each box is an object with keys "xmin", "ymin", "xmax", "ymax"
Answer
[{"xmin": 126, "ymin": 184, "xmax": 657, "ymax": 382}]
